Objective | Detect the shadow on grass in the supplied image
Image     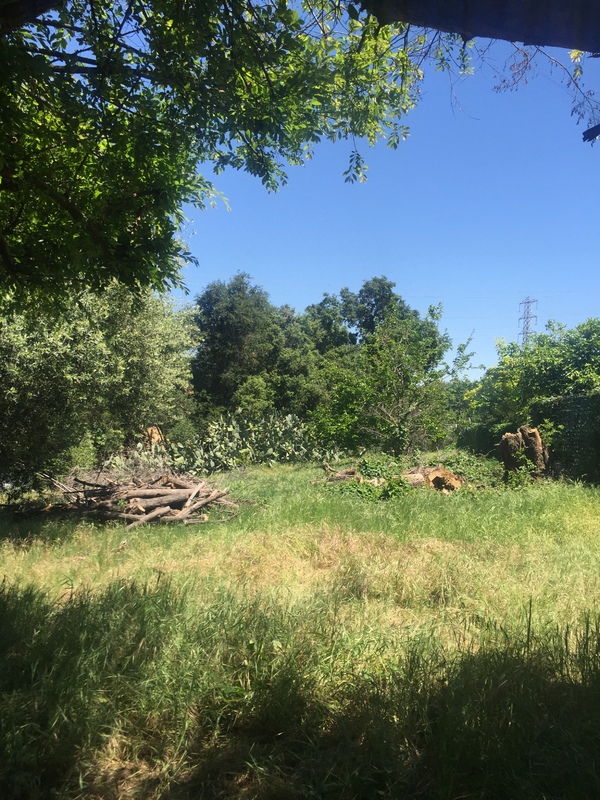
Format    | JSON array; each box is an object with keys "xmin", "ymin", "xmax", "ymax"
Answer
[
  {"xmin": 2, "ymin": 579, "xmax": 600, "ymax": 799},
  {"xmin": 175, "ymin": 651, "xmax": 600, "ymax": 800},
  {"xmin": 0, "ymin": 578, "xmax": 183, "ymax": 799},
  {"xmin": 0, "ymin": 505, "xmax": 93, "ymax": 545}
]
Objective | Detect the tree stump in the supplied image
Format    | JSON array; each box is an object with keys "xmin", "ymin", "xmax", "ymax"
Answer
[{"xmin": 496, "ymin": 425, "xmax": 549, "ymax": 482}]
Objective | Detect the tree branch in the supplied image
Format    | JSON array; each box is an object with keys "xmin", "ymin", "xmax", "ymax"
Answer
[
  {"xmin": 0, "ymin": 228, "xmax": 17, "ymax": 275},
  {"xmin": 25, "ymin": 174, "xmax": 112, "ymax": 259},
  {"xmin": 0, "ymin": 0, "xmax": 59, "ymax": 37}
]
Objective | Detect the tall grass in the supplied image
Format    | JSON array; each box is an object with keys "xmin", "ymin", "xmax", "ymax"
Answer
[
  {"xmin": 3, "ymin": 580, "xmax": 600, "ymax": 799},
  {"xmin": 2, "ymin": 464, "xmax": 600, "ymax": 797}
]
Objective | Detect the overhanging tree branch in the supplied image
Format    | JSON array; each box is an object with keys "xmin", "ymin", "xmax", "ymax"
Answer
[
  {"xmin": 25, "ymin": 174, "xmax": 112, "ymax": 258},
  {"xmin": 0, "ymin": 0, "xmax": 59, "ymax": 36}
]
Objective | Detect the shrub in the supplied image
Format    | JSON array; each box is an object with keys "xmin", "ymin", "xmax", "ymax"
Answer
[{"xmin": 171, "ymin": 411, "xmax": 342, "ymax": 475}]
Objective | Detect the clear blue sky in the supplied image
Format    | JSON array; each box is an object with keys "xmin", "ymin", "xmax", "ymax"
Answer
[{"xmin": 175, "ymin": 42, "xmax": 600, "ymax": 375}]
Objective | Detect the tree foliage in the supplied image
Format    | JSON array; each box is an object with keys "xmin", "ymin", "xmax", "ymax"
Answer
[
  {"xmin": 310, "ymin": 307, "xmax": 451, "ymax": 451},
  {"xmin": 192, "ymin": 273, "xmax": 319, "ymax": 418},
  {"xmin": 0, "ymin": 0, "xmax": 453, "ymax": 304},
  {"xmin": 468, "ymin": 319, "xmax": 600, "ymax": 429},
  {"xmin": 0, "ymin": 287, "xmax": 195, "ymax": 481},
  {"xmin": 1, "ymin": 269, "xmax": 461, "ymax": 481},
  {"xmin": 193, "ymin": 273, "xmax": 454, "ymax": 453},
  {"xmin": 340, "ymin": 275, "xmax": 416, "ymax": 340}
]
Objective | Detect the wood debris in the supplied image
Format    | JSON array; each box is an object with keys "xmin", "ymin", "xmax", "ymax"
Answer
[
  {"xmin": 403, "ymin": 465, "xmax": 462, "ymax": 492},
  {"xmin": 39, "ymin": 472, "xmax": 236, "ymax": 527},
  {"xmin": 321, "ymin": 462, "xmax": 463, "ymax": 492},
  {"xmin": 495, "ymin": 425, "xmax": 549, "ymax": 482}
]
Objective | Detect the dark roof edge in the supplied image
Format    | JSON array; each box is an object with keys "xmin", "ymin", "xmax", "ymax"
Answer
[{"xmin": 361, "ymin": 0, "xmax": 600, "ymax": 53}]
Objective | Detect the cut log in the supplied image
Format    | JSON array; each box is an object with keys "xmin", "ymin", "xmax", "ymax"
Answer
[
  {"xmin": 402, "ymin": 465, "xmax": 462, "ymax": 491},
  {"xmin": 126, "ymin": 489, "xmax": 195, "ymax": 511},
  {"xmin": 165, "ymin": 499, "xmax": 213, "ymax": 522},
  {"xmin": 118, "ymin": 487, "xmax": 198, "ymax": 500},
  {"xmin": 325, "ymin": 468, "xmax": 361, "ymax": 482},
  {"xmin": 403, "ymin": 470, "xmax": 427, "ymax": 488},
  {"xmin": 163, "ymin": 477, "xmax": 197, "ymax": 490},
  {"xmin": 424, "ymin": 466, "xmax": 462, "ymax": 492},
  {"xmin": 182, "ymin": 479, "xmax": 209, "ymax": 509},
  {"xmin": 125, "ymin": 505, "xmax": 172, "ymax": 530},
  {"xmin": 38, "ymin": 470, "xmax": 235, "ymax": 527},
  {"xmin": 190, "ymin": 489, "xmax": 227, "ymax": 509}
]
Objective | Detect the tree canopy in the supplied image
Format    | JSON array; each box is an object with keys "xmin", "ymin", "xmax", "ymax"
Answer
[
  {"xmin": 192, "ymin": 273, "xmax": 319, "ymax": 418},
  {"xmin": 0, "ymin": 286, "xmax": 195, "ymax": 481},
  {"xmin": 192, "ymin": 273, "xmax": 454, "ymax": 452},
  {"xmin": 468, "ymin": 319, "xmax": 600, "ymax": 429},
  {"xmin": 0, "ymin": 0, "xmax": 455, "ymax": 305}
]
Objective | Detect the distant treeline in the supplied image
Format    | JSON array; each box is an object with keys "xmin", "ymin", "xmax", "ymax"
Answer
[{"xmin": 1, "ymin": 274, "xmax": 599, "ymax": 482}]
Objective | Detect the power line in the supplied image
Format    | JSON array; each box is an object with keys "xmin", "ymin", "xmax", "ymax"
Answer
[{"xmin": 518, "ymin": 297, "xmax": 538, "ymax": 344}]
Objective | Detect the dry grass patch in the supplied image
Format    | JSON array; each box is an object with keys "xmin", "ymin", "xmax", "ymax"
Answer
[
  {"xmin": 4, "ymin": 510, "xmax": 600, "ymax": 641},
  {"xmin": 84, "ymin": 733, "xmax": 163, "ymax": 800}
]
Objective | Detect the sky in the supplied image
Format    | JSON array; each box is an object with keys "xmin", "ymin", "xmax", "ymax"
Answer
[{"xmin": 174, "ymin": 42, "xmax": 600, "ymax": 376}]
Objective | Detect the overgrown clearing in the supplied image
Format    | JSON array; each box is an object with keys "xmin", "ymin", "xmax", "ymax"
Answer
[{"xmin": 2, "ymin": 464, "xmax": 600, "ymax": 798}]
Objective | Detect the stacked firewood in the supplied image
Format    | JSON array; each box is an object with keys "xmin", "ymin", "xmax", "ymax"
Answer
[{"xmin": 41, "ymin": 473, "xmax": 236, "ymax": 528}]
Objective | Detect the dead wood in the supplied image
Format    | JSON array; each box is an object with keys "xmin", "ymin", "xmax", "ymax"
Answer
[
  {"xmin": 424, "ymin": 466, "xmax": 462, "ymax": 492},
  {"xmin": 161, "ymin": 477, "xmax": 197, "ymax": 490},
  {"xmin": 124, "ymin": 489, "xmax": 198, "ymax": 511},
  {"xmin": 325, "ymin": 468, "xmax": 361, "ymax": 482},
  {"xmin": 403, "ymin": 470, "xmax": 427, "ymax": 488},
  {"xmin": 118, "ymin": 487, "xmax": 197, "ymax": 500},
  {"xmin": 319, "ymin": 462, "xmax": 462, "ymax": 492},
  {"xmin": 182, "ymin": 480, "xmax": 209, "ymax": 509},
  {"xmin": 125, "ymin": 505, "xmax": 172, "ymax": 530},
  {"xmin": 496, "ymin": 425, "xmax": 548, "ymax": 481},
  {"xmin": 190, "ymin": 489, "xmax": 227, "ymax": 509},
  {"xmin": 37, "ymin": 470, "xmax": 236, "ymax": 527},
  {"xmin": 403, "ymin": 466, "xmax": 462, "ymax": 492}
]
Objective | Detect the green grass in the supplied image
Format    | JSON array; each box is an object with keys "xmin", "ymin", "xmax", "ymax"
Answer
[{"xmin": 2, "ymin": 462, "xmax": 600, "ymax": 798}]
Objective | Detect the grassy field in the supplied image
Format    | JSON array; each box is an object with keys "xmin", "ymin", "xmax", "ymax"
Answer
[{"xmin": 2, "ymin": 462, "xmax": 600, "ymax": 798}]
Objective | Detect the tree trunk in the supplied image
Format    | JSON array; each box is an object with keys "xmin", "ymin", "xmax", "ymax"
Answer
[{"xmin": 496, "ymin": 425, "xmax": 548, "ymax": 481}]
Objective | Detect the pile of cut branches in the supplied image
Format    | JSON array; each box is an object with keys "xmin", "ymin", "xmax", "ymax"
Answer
[{"xmin": 40, "ymin": 472, "xmax": 236, "ymax": 528}]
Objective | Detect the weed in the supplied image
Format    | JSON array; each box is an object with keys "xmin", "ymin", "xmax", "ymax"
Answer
[{"xmin": 356, "ymin": 455, "xmax": 403, "ymax": 480}]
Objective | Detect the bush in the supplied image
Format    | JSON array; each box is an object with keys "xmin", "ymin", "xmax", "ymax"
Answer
[{"xmin": 326, "ymin": 454, "xmax": 410, "ymax": 501}]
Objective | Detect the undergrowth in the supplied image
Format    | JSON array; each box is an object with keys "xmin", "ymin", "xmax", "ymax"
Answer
[{"xmin": 419, "ymin": 447, "xmax": 504, "ymax": 487}]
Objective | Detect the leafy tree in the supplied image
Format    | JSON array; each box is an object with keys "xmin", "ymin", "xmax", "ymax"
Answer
[
  {"xmin": 302, "ymin": 294, "xmax": 352, "ymax": 354},
  {"xmin": 340, "ymin": 275, "xmax": 415, "ymax": 340},
  {"xmin": 271, "ymin": 305, "xmax": 322, "ymax": 413},
  {"xmin": 310, "ymin": 306, "xmax": 451, "ymax": 451},
  {"xmin": 303, "ymin": 276, "xmax": 421, "ymax": 348},
  {"xmin": 192, "ymin": 274, "xmax": 320, "ymax": 418},
  {"xmin": 192, "ymin": 273, "xmax": 284, "ymax": 414},
  {"xmin": 441, "ymin": 334, "xmax": 480, "ymax": 438},
  {"xmin": 468, "ymin": 320, "xmax": 600, "ymax": 429},
  {"xmin": 0, "ymin": 287, "xmax": 196, "ymax": 481},
  {"xmin": 0, "ymin": 0, "xmax": 449, "ymax": 305}
]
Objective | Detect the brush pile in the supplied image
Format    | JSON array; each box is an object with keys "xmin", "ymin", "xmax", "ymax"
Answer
[{"xmin": 41, "ymin": 472, "xmax": 236, "ymax": 528}]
